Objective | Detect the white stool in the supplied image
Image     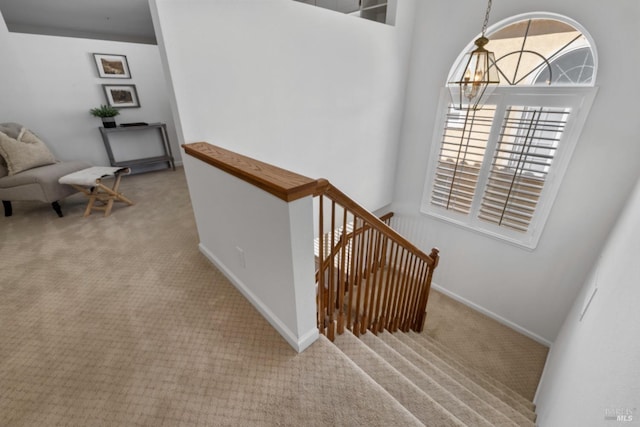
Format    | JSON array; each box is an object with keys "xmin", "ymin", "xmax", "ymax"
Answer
[{"xmin": 59, "ymin": 166, "xmax": 134, "ymax": 217}]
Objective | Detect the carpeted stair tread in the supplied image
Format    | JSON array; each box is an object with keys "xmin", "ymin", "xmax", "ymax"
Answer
[
  {"xmin": 359, "ymin": 332, "xmax": 521, "ymax": 427},
  {"xmin": 410, "ymin": 331, "xmax": 536, "ymax": 411},
  {"xmin": 379, "ymin": 332, "xmax": 536, "ymax": 425},
  {"xmin": 407, "ymin": 331, "xmax": 536, "ymax": 412},
  {"xmin": 420, "ymin": 332, "xmax": 533, "ymax": 404},
  {"xmin": 413, "ymin": 331, "xmax": 536, "ymax": 412},
  {"xmin": 334, "ymin": 332, "xmax": 474, "ymax": 427},
  {"xmin": 315, "ymin": 336, "xmax": 426, "ymax": 427},
  {"xmin": 393, "ymin": 332, "xmax": 536, "ymax": 420}
]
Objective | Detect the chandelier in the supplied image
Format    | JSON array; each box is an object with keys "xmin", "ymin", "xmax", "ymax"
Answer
[{"xmin": 448, "ymin": 0, "xmax": 500, "ymax": 110}]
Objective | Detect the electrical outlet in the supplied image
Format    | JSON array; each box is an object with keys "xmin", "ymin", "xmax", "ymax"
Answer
[{"xmin": 236, "ymin": 247, "xmax": 246, "ymax": 268}]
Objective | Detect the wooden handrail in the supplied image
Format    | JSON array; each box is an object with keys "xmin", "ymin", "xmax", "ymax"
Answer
[
  {"xmin": 183, "ymin": 142, "xmax": 319, "ymax": 202},
  {"xmin": 182, "ymin": 144, "xmax": 435, "ymax": 264},
  {"xmin": 320, "ymin": 180, "xmax": 438, "ymax": 268},
  {"xmin": 182, "ymin": 142, "xmax": 439, "ymax": 340}
]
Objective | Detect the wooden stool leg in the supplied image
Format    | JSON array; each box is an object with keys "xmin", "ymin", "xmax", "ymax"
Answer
[
  {"xmin": 97, "ymin": 176, "xmax": 134, "ymax": 206},
  {"xmin": 84, "ymin": 187, "xmax": 99, "ymax": 217},
  {"xmin": 96, "ymin": 174, "xmax": 134, "ymax": 217},
  {"xmin": 112, "ymin": 173, "xmax": 134, "ymax": 205},
  {"xmin": 104, "ymin": 196, "xmax": 115, "ymax": 217},
  {"xmin": 93, "ymin": 177, "xmax": 114, "ymax": 217}
]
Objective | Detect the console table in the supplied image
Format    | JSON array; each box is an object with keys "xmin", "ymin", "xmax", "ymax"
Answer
[{"xmin": 99, "ymin": 123, "xmax": 175, "ymax": 172}]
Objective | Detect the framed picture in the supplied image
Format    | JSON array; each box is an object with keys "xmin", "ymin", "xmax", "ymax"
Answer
[
  {"xmin": 93, "ymin": 53, "xmax": 131, "ymax": 79},
  {"xmin": 102, "ymin": 84, "xmax": 140, "ymax": 108}
]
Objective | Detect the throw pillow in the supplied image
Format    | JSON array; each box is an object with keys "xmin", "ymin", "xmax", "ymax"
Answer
[
  {"xmin": 0, "ymin": 128, "xmax": 56, "ymax": 176},
  {"xmin": 0, "ymin": 122, "xmax": 23, "ymax": 139}
]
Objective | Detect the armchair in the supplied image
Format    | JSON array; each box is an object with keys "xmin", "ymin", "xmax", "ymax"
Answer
[{"xmin": 0, "ymin": 122, "xmax": 91, "ymax": 217}]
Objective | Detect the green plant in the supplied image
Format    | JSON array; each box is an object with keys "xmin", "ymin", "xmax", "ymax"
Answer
[{"xmin": 89, "ymin": 104, "xmax": 120, "ymax": 118}]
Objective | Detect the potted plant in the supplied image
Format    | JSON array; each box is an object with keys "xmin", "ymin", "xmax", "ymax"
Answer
[{"xmin": 90, "ymin": 104, "xmax": 120, "ymax": 128}]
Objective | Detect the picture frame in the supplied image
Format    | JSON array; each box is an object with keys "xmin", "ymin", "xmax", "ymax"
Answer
[
  {"xmin": 102, "ymin": 84, "xmax": 140, "ymax": 108},
  {"xmin": 93, "ymin": 53, "xmax": 131, "ymax": 79}
]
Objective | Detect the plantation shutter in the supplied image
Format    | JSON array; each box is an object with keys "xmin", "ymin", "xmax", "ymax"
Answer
[
  {"xmin": 478, "ymin": 106, "xmax": 571, "ymax": 232},
  {"xmin": 430, "ymin": 105, "xmax": 496, "ymax": 214}
]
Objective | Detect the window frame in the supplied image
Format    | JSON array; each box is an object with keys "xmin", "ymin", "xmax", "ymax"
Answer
[{"xmin": 421, "ymin": 86, "xmax": 597, "ymax": 250}]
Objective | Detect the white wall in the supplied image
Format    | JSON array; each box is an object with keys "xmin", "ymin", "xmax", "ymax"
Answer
[
  {"xmin": 0, "ymin": 11, "xmax": 180, "ymax": 169},
  {"xmin": 391, "ymin": 0, "xmax": 640, "ymax": 343},
  {"xmin": 150, "ymin": 0, "xmax": 415, "ymax": 211},
  {"xmin": 534, "ymin": 177, "xmax": 640, "ymax": 426},
  {"xmin": 183, "ymin": 153, "xmax": 318, "ymax": 352}
]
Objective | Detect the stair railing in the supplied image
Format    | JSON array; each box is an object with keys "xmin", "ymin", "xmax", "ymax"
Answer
[
  {"xmin": 181, "ymin": 142, "xmax": 439, "ymax": 346},
  {"xmin": 314, "ymin": 179, "xmax": 439, "ymax": 341}
]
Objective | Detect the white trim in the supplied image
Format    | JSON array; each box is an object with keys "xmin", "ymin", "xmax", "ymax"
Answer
[
  {"xmin": 198, "ymin": 243, "xmax": 319, "ymax": 353},
  {"xmin": 430, "ymin": 282, "xmax": 553, "ymax": 347},
  {"xmin": 533, "ymin": 350, "xmax": 554, "ymax": 404}
]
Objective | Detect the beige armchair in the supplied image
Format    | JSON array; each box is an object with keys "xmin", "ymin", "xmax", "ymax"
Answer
[{"xmin": 0, "ymin": 122, "xmax": 91, "ymax": 217}]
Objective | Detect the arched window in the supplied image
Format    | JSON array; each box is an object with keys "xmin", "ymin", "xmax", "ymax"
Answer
[
  {"xmin": 487, "ymin": 16, "xmax": 596, "ymax": 86},
  {"xmin": 421, "ymin": 13, "xmax": 598, "ymax": 249}
]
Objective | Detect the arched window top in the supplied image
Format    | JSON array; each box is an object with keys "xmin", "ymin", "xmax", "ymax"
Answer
[{"xmin": 450, "ymin": 13, "xmax": 597, "ymax": 87}]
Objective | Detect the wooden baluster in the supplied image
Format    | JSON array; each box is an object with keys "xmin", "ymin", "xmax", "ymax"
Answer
[
  {"xmin": 372, "ymin": 236, "xmax": 389, "ymax": 334},
  {"xmin": 413, "ymin": 268, "xmax": 431, "ymax": 332},
  {"xmin": 365, "ymin": 229, "xmax": 379, "ymax": 333},
  {"xmin": 401, "ymin": 257, "xmax": 417, "ymax": 331},
  {"xmin": 408, "ymin": 262, "xmax": 429, "ymax": 331},
  {"xmin": 385, "ymin": 246, "xmax": 401, "ymax": 331},
  {"xmin": 351, "ymin": 220, "xmax": 363, "ymax": 292},
  {"xmin": 414, "ymin": 248, "xmax": 439, "ymax": 332},
  {"xmin": 392, "ymin": 248, "xmax": 411, "ymax": 332},
  {"xmin": 400, "ymin": 255, "xmax": 419, "ymax": 332},
  {"xmin": 396, "ymin": 254, "xmax": 413, "ymax": 331},
  {"xmin": 356, "ymin": 226, "xmax": 368, "ymax": 336},
  {"xmin": 346, "ymin": 215, "xmax": 359, "ymax": 332},
  {"xmin": 389, "ymin": 248, "xmax": 407, "ymax": 332},
  {"xmin": 353, "ymin": 219, "xmax": 367, "ymax": 337},
  {"xmin": 380, "ymin": 241, "xmax": 399, "ymax": 333},
  {"xmin": 327, "ymin": 201, "xmax": 336, "ymax": 341},
  {"xmin": 317, "ymin": 195, "xmax": 326, "ymax": 335},
  {"xmin": 408, "ymin": 256, "xmax": 424, "ymax": 331},
  {"xmin": 359, "ymin": 226, "xmax": 375, "ymax": 335},
  {"xmin": 365, "ymin": 229, "xmax": 381, "ymax": 332},
  {"xmin": 337, "ymin": 207, "xmax": 348, "ymax": 335}
]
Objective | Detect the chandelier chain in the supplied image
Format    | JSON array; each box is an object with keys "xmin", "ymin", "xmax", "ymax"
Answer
[{"xmin": 481, "ymin": 0, "xmax": 492, "ymax": 36}]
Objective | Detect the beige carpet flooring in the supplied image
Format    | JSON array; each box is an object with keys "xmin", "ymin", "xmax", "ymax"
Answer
[
  {"xmin": 0, "ymin": 167, "xmax": 547, "ymax": 426},
  {"xmin": 423, "ymin": 292, "xmax": 548, "ymax": 401}
]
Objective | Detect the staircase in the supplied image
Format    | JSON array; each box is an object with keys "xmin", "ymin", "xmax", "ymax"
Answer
[
  {"xmin": 334, "ymin": 328, "xmax": 537, "ymax": 426},
  {"xmin": 179, "ymin": 143, "xmax": 539, "ymax": 425},
  {"xmin": 313, "ymin": 180, "xmax": 537, "ymax": 425}
]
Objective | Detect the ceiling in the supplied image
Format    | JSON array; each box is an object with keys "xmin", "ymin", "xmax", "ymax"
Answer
[
  {"xmin": 0, "ymin": 0, "xmax": 156, "ymax": 44},
  {"xmin": 0, "ymin": 0, "xmax": 381, "ymax": 45}
]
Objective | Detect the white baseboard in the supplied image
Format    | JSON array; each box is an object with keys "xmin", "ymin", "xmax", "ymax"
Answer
[
  {"xmin": 198, "ymin": 243, "xmax": 318, "ymax": 353},
  {"xmin": 533, "ymin": 350, "xmax": 554, "ymax": 404},
  {"xmin": 431, "ymin": 283, "xmax": 553, "ymax": 347}
]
